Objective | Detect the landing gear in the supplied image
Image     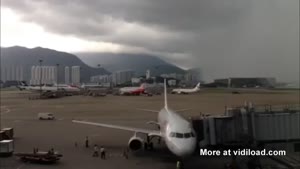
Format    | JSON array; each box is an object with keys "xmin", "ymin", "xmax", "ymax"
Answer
[
  {"xmin": 157, "ymin": 137, "xmax": 161, "ymax": 144},
  {"xmin": 176, "ymin": 160, "xmax": 184, "ymax": 169},
  {"xmin": 144, "ymin": 142, "xmax": 153, "ymax": 150},
  {"xmin": 144, "ymin": 135, "xmax": 154, "ymax": 151}
]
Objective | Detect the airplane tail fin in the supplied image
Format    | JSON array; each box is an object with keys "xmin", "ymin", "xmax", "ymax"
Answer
[
  {"xmin": 17, "ymin": 82, "xmax": 25, "ymax": 90},
  {"xmin": 164, "ymin": 79, "xmax": 168, "ymax": 109},
  {"xmin": 140, "ymin": 83, "xmax": 146, "ymax": 89},
  {"xmin": 195, "ymin": 82, "xmax": 201, "ymax": 89},
  {"xmin": 19, "ymin": 81, "xmax": 28, "ymax": 86}
]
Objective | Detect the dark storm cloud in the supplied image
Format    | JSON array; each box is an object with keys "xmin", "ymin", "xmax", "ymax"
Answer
[
  {"xmin": 2, "ymin": 0, "xmax": 249, "ymax": 50},
  {"xmin": 3, "ymin": 0, "xmax": 247, "ymax": 31},
  {"xmin": 2, "ymin": 0, "xmax": 299, "ymax": 82}
]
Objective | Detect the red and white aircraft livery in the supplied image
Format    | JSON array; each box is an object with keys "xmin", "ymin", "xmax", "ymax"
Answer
[{"xmin": 119, "ymin": 84, "xmax": 146, "ymax": 95}]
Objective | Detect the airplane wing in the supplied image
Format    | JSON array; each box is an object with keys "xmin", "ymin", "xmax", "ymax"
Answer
[
  {"xmin": 175, "ymin": 108, "xmax": 191, "ymax": 112},
  {"xmin": 72, "ymin": 120, "xmax": 161, "ymax": 137},
  {"xmin": 137, "ymin": 108, "xmax": 191, "ymax": 113},
  {"xmin": 136, "ymin": 108, "xmax": 160, "ymax": 113}
]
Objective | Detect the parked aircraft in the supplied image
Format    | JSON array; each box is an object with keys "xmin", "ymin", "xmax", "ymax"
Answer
[
  {"xmin": 18, "ymin": 84, "xmax": 55, "ymax": 92},
  {"xmin": 73, "ymin": 79, "xmax": 197, "ymax": 157},
  {"xmin": 119, "ymin": 84, "xmax": 146, "ymax": 95},
  {"xmin": 57, "ymin": 84, "xmax": 81, "ymax": 92},
  {"xmin": 18, "ymin": 83, "xmax": 80, "ymax": 92},
  {"xmin": 171, "ymin": 83, "xmax": 201, "ymax": 94},
  {"xmin": 81, "ymin": 83, "xmax": 103, "ymax": 89}
]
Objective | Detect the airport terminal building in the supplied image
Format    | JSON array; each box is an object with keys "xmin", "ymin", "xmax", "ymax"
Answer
[{"xmin": 214, "ymin": 77, "xmax": 277, "ymax": 88}]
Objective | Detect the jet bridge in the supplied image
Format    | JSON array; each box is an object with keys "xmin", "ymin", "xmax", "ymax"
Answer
[
  {"xmin": 192, "ymin": 104, "xmax": 300, "ymax": 168},
  {"xmin": 192, "ymin": 104, "xmax": 300, "ymax": 146}
]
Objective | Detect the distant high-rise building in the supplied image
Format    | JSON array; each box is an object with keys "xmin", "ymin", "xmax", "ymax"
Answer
[
  {"xmin": 184, "ymin": 69, "xmax": 202, "ymax": 86},
  {"xmin": 30, "ymin": 66, "xmax": 36, "ymax": 85},
  {"xmin": 112, "ymin": 70, "xmax": 135, "ymax": 85},
  {"xmin": 0, "ymin": 65, "xmax": 24, "ymax": 82},
  {"xmin": 11, "ymin": 66, "xmax": 15, "ymax": 80},
  {"xmin": 30, "ymin": 66, "xmax": 57, "ymax": 85},
  {"xmin": 16, "ymin": 66, "xmax": 21, "ymax": 81},
  {"xmin": 71, "ymin": 66, "xmax": 81, "ymax": 84},
  {"xmin": 131, "ymin": 77, "xmax": 141, "ymax": 84},
  {"xmin": 65, "ymin": 66, "xmax": 70, "ymax": 84},
  {"xmin": 160, "ymin": 73, "xmax": 184, "ymax": 80},
  {"xmin": 90, "ymin": 74, "xmax": 112, "ymax": 83},
  {"xmin": 1, "ymin": 66, "xmax": 5, "ymax": 82},
  {"xmin": 146, "ymin": 69, "xmax": 151, "ymax": 79}
]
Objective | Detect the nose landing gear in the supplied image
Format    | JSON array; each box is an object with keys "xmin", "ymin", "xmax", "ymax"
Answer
[
  {"xmin": 144, "ymin": 135, "xmax": 154, "ymax": 150},
  {"xmin": 176, "ymin": 160, "xmax": 184, "ymax": 169}
]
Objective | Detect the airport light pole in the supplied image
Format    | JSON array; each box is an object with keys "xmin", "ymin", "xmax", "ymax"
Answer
[
  {"xmin": 97, "ymin": 64, "xmax": 101, "ymax": 83},
  {"xmin": 79, "ymin": 67, "xmax": 82, "ymax": 85},
  {"xmin": 56, "ymin": 63, "xmax": 59, "ymax": 90},
  {"xmin": 0, "ymin": 100, "xmax": 1, "ymax": 130},
  {"xmin": 39, "ymin": 59, "xmax": 43, "ymax": 97}
]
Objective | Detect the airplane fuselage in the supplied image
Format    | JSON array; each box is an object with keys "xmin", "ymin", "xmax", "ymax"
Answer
[
  {"xmin": 158, "ymin": 107, "xmax": 197, "ymax": 156},
  {"xmin": 20, "ymin": 85, "xmax": 80, "ymax": 92},
  {"xmin": 172, "ymin": 88, "xmax": 199, "ymax": 94},
  {"xmin": 119, "ymin": 87, "xmax": 145, "ymax": 95},
  {"xmin": 172, "ymin": 83, "xmax": 201, "ymax": 94},
  {"xmin": 72, "ymin": 79, "xmax": 197, "ymax": 158}
]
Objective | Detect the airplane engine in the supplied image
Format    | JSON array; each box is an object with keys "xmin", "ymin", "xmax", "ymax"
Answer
[{"xmin": 128, "ymin": 136, "xmax": 144, "ymax": 151}]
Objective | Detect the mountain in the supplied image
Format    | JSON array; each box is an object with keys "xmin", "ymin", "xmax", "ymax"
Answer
[
  {"xmin": 0, "ymin": 46, "xmax": 109, "ymax": 83},
  {"xmin": 76, "ymin": 52, "xmax": 186, "ymax": 76}
]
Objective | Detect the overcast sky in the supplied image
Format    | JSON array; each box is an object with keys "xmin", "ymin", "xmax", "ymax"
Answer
[{"xmin": 1, "ymin": 0, "xmax": 299, "ymax": 82}]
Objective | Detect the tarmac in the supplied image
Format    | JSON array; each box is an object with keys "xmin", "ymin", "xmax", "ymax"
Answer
[{"xmin": 0, "ymin": 89, "xmax": 299, "ymax": 169}]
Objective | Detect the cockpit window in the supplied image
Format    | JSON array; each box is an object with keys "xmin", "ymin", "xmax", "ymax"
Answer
[
  {"xmin": 169, "ymin": 132, "xmax": 176, "ymax": 137},
  {"xmin": 170, "ymin": 132, "xmax": 195, "ymax": 139},
  {"xmin": 176, "ymin": 133, "xmax": 184, "ymax": 138},
  {"xmin": 184, "ymin": 133, "xmax": 191, "ymax": 138}
]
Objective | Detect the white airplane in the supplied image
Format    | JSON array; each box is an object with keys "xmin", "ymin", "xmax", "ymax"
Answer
[
  {"xmin": 72, "ymin": 79, "xmax": 197, "ymax": 157},
  {"xmin": 57, "ymin": 84, "xmax": 81, "ymax": 92},
  {"xmin": 81, "ymin": 83, "xmax": 103, "ymax": 89},
  {"xmin": 119, "ymin": 84, "xmax": 146, "ymax": 95},
  {"xmin": 19, "ymin": 83, "xmax": 80, "ymax": 92},
  {"xmin": 18, "ymin": 85, "xmax": 56, "ymax": 92},
  {"xmin": 171, "ymin": 83, "xmax": 201, "ymax": 94}
]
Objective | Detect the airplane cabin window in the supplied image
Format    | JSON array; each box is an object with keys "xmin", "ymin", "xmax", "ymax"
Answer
[
  {"xmin": 176, "ymin": 133, "xmax": 184, "ymax": 138},
  {"xmin": 184, "ymin": 133, "xmax": 191, "ymax": 138}
]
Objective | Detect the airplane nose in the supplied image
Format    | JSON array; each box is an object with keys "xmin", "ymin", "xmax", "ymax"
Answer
[{"xmin": 174, "ymin": 139, "xmax": 197, "ymax": 157}]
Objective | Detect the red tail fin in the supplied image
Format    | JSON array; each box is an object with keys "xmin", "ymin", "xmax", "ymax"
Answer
[{"xmin": 140, "ymin": 83, "xmax": 145, "ymax": 89}]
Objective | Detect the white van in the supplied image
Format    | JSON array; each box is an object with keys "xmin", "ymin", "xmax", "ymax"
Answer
[{"xmin": 38, "ymin": 113, "xmax": 55, "ymax": 120}]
